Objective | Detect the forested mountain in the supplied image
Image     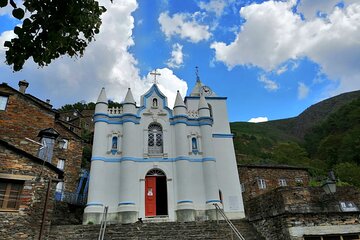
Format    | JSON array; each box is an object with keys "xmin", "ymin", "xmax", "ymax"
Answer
[{"xmin": 231, "ymin": 90, "xmax": 360, "ymax": 186}]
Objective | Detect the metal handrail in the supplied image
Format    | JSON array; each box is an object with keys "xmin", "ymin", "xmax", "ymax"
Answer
[
  {"xmin": 98, "ymin": 206, "xmax": 109, "ymax": 240},
  {"xmin": 213, "ymin": 203, "xmax": 245, "ymax": 240}
]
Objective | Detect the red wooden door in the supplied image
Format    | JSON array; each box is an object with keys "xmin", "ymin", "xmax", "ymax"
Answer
[{"xmin": 145, "ymin": 176, "xmax": 156, "ymax": 217}]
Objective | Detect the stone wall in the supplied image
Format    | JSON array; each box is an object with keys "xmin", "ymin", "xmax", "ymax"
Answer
[
  {"xmin": 53, "ymin": 122, "xmax": 83, "ymax": 192},
  {"xmin": 238, "ymin": 164, "xmax": 310, "ymax": 202},
  {"xmin": 0, "ymin": 143, "xmax": 60, "ymax": 240},
  {"xmin": 51, "ymin": 202, "xmax": 84, "ymax": 225},
  {"xmin": 246, "ymin": 186, "xmax": 360, "ymax": 240},
  {"xmin": 0, "ymin": 85, "xmax": 55, "ymax": 156},
  {"xmin": 0, "ymin": 84, "xmax": 83, "ymax": 194}
]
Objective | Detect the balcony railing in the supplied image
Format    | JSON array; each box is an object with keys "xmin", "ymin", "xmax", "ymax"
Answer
[{"xmin": 55, "ymin": 191, "xmax": 87, "ymax": 206}]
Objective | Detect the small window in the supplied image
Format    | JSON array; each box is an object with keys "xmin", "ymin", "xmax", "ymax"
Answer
[
  {"xmin": 55, "ymin": 182, "xmax": 64, "ymax": 201},
  {"xmin": 60, "ymin": 139, "xmax": 68, "ymax": 149},
  {"xmin": 192, "ymin": 137, "xmax": 198, "ymax": 151},
  {"xmin": 112, "ymin": 136, "xmax": 118, "ymax": 150},
  {"xmin": 0, "ymin": 179, "xmax": 23, "ymax": 210},
  {"xmin": 38, "ymin": 137, "xmax": 55, "ymax": 163},
  {"xmin": 279, "ymin": 179, "xmax": 287, "ymax": 187},
  {"xmin": 257, "ymin": 178, "xmax": 266, "ymax": 189},
  {"xmin": 295, "ymin": 178, "xmax": 303, "ymax": 186},
  {"xmin": 0, "ymin": 96, "xmax": 8, "ymax": 110},
  {"xmin": 66, "ymin": 116, "xmax": 70, "ymax": 121},
  {"xmin": 57, "ymin": 159, "xmax": 65, "ymax": 170},
  {"xmin": 152, "ymin": 98, "xmax": 158, "ymax": 107}
]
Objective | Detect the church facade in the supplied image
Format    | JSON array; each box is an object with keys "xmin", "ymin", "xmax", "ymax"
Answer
[{"xmin": 83, "ymin": 78, "xmax": 245, "ymax": 224}]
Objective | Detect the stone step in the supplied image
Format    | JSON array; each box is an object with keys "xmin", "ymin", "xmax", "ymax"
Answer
[{"xmin": 47, "ymin": 219, "xmax": 265, "ymax": 240}]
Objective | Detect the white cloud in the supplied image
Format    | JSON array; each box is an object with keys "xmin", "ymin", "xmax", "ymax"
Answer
[
  {"xmin": 211, "ymin": 0, "xmax": 360, "ymax": 94},
  {"xmin": 298, "ymin": 82, "xmax": 310, "ymax": 99},
  {"xmin": 248, "ymin": 117, "xmax": 268, "ymax": 123},
  {"xmin": 0, "ymin": 30, "xmax": 16, "ymax": 52},
  {"xmin": 167, "ymin": 43, "xmax": 184, "ymax": 68},
  {"xmin": 0, "ymin": 0, "xmax": 188, "ymax": 109},
  {"xmin": 199, "ymin": 0, "xmax": 227, "ymax": 17},
  {"xmin": 158, "ymin": 12, "xmax": 211, "ymax": 43},
  {"xmin": 258, "ymin": 75, "xmax": 279, "ymax": 91}
]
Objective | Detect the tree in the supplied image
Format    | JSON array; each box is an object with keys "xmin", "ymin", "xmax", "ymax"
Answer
[
  {"xmin": 1, "ymin": 0, "xmax": 106, "ymax": 71},
  {"xmin": 334, "ymin": 162, "xmax": 360, "ymax": 187}
]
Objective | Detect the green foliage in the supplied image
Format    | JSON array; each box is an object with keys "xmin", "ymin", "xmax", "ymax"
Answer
[
  {"xmin": 81, "ymin": 145, "xmax": 92, "ymax": 168},
  {"xmin": 59, "ymin": 101, "xmax": 96, "ymax": 112},
  {"xmin": 334, "ymin": 162, "xmax": 360, "ymax": 187},
  {"xmin": 2, "ymin": 0, "xmax": 106, "ymax": 71},
  {"xmin": 304, "ymin": 98, "xmax": 360, "ymax": 166},
  {"xmin": 231, "ymin": 96, "xmax": 360, "ymax": 187}
]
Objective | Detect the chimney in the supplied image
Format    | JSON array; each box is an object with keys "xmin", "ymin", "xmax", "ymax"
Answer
[
  {"xmin": 46, "ymin": 99, "xmax": 51, "ymax": 104},
  {"xmin": 18, "ymin": 80, "xmax": 29, "ymax": 94}
]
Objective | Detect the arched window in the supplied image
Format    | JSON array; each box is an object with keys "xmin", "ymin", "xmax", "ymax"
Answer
[
  {"xmin": 112, "ymin": 136, "xmax": 118, "ymax": 150},
  {"xmin": 153, "ymin": 98, "xmax": 158, "ymax": 107},
  {"xmin": 148, "ymin": 123, "xmax": 163, "ymax": 154},
  {"xmin": 192, "ymin": 137, "xmax": 198, "ymax": 152}
]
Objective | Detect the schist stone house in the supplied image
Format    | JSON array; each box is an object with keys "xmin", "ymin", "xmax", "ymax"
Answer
[{"xmin": 84, "ymin": 78, "xmax": 245, "ymax": 224}]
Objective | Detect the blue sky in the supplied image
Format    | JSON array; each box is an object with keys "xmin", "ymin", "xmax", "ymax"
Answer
[{"xmin": 0, "ymin": 0, "xmax": 359, "ymax": 122}]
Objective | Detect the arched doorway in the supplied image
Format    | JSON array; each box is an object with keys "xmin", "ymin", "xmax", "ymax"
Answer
[{"xmin": 145, "ymin": 169, "xmax": 168, "ymax": 217}]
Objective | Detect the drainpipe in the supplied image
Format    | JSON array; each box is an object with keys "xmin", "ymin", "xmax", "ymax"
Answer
[{"xmin": 39, "ymin": 178, "xmax": 62, "ymax": 240}]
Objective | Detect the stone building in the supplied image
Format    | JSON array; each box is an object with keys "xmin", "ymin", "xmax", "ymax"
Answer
[
  {"xmin": 238, "ymin": 164, "xmax": 310, "ymax": 202},
  {"xmin": 84, "ymin": 78, "xmax": 245, "ymax": 224},
  {"xmin": 0, "ymin": 81, "xmax": 83, "ymax": 203},
  {"xmin": 59, "ymin": 109, "xmax": 95, "ymax": 139},
  {"xmin": 0, "ymin": 139, "xmax": 63, "ymax": 239},
  {"xmin": 245, "ymin": 186, "xmax": 360, "ymax": 240}
]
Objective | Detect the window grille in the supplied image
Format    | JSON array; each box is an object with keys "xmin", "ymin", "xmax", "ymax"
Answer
[
  {"xmin": 279, "ymin": 178, "xmax": 287, "ymax": 187},
  {"xmin": 257, "ymin": 178, "xmax": 266, "ymax": 189},
  {"xmin": 146, "ymin": 169, "xmax": 165, "ymax": 176},
  {"xmin": 0, "ymin": 179, "xmax": 23, "ymax": 210},
  {"xmin": 148, "ymin": 123, "xmax": 163, "ymax": 154}
]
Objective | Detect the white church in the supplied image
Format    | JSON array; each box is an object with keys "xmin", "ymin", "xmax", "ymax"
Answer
[{"xmin": 84, "ymin": 74, "xmax": 245, "ymax": 224}]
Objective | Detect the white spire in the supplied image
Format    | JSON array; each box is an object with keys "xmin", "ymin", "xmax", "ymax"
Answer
[
  {"xmin": 124, "ymin": 88, "xmax": 135, "ymax": 104},
  {"xmin": 174, "ymin": 90, "xmax": 186, "ymax": 107},
  {"xmin": 198, "ymin": 93, "xmax": 208, "ymax": 110},
  {"xmin": 97, "ymin": 87, "xmax": 108, "ymax": 103}
]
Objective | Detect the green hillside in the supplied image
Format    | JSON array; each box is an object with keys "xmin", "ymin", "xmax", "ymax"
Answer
[{"xmin": 231, "ymin": 91, "xmax": 360, "ymax": 187}]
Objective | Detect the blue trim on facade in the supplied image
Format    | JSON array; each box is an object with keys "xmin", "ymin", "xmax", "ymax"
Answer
[
  {"xmin": 202, "ymin": 157, "xmax": 216, "ymax": 162},
  {"xmin": 86, "ymin": 202, "xmax": 104, "ymax": 207},
  {"xmin": 91, "ymin": 156, "xmax": 217, "ymax": 163},
  {"xmin": 212, "ymin": 133, "xmax": 234, "ymax": 138},
  {"xmin": 94, "ymin": 118, "xmax": 140, "ymax": 125},
  {"xmin": 122, "ymin": 102, "xmax": 136, "ymax": 106},
  {"xmin": 94, "ymin": 113, "xmax": 140, "ymax": 119},
  {"xmin": 177, "ymin": 200, "xmax": 193, "ymax": 204},
  {"xmin": 118, "ymin": 201, "xmax": 136, "ymax": 205},
  {"xmin": 173, "ymin": 105, "xmax": 187, "ymax": 109},
  {"xmin": 198, "ymin": 107, "xmax": 209, "ymax": 111},
  {"xmin": 170, "ymin": 120, "xmax": 212, "ymax": 126},
  {"xmin": 206, "ymin": 200, "xmax": 221, "ymax": 204}
]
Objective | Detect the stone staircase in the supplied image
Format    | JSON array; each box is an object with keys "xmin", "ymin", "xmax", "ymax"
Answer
[{"xmin": 47, "ymin": 219, "xmax": 265, "ymax": 240}]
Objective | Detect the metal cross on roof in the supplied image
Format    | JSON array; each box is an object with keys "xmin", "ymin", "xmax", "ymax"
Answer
[
  {"xmin": 150, "ymin": 69, "xmax": 161, "ymax": 84},
  {"xmin": 195, "ymin": 66, "xmax": 200, "ymax": 82}
]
